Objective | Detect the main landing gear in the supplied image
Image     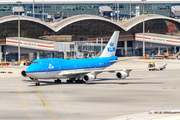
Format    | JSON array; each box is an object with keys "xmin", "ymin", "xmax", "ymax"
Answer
[
  {"xmin": 54, "ymin": 79, "xmax": 61, "ymax": 84},
  {"xmin": 66, "ymin": 78, "xmax": 85, "ymax": 83},
  {"xmin": 66, "ymin": 78, "xmax": 75, "ymax": 83},
  {"xmin": 35, "ymin": 83, "xmax": 40, "ymax": 86}
]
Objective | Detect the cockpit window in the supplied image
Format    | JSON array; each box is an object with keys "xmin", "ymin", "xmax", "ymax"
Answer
[{"xmin": 32, "ymin": 62, "xmax": 38, "ymax": 64}]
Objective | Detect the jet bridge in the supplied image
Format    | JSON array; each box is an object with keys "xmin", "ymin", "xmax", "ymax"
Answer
[
  {"xmin": 134, "ymin": 33, "xmax": 180, "ymax": 55},
  {"xmin": 135, "ymin": 33, "xmax": 180, "ymax": 46},
  {"xmin": 1, "ymin": 37, "xmax": 106, "ymax": 61},
  {"xmin": 6, "ymin": 37, "xmax": 55, "ymax": 51}
]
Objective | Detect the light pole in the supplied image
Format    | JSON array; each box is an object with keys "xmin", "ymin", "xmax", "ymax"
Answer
[
  {"xmin": 42, "ymin": 0, "xmax": 44, "ymax": 21},
  {"xmin": 115, "ymin": 0, "xmax": 116, "ymax": 21},
  {"xmin": 130, "ymin": 0, "xmax": 131, "ymax": 19},
  {"xmin": 33, "ymin": 0, "xmax": 35, "ymax": 18},
  {"xmin": 117, "ymin": 0, "xmax": 119, "ymax": 24},
  {"xmin": 17, "ymin": 1, "xmax": 22, "ymax": 62},
  {"xmin": 142, "ymin": 0, "xmax": 146, "ymax": 56}
]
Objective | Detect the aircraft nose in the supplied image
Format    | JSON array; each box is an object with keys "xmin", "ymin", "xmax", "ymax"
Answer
[{"xmin": 25, "ymin": 66, "xmax": 35, "ymax": 77}]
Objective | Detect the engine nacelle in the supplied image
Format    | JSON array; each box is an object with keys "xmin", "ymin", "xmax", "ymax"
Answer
[
  {"xmin": 116, "ymin": 71, "xmax": 127, "ymax": 79},
  {"xmin": 21, "ymin": 70, "xmax": 27, "ymax": 77},
  {"xmin": 83, "ymin": 73, "xmax": 95, "ymax": 83}
]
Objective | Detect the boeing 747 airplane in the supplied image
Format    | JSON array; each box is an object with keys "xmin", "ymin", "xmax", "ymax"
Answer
[{"xmin": 22, "ymin": 31, "xmax": 134, "ymax": 86}]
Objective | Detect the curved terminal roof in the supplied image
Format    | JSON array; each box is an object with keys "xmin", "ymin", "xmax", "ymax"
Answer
[
  {"xmin": 122, "ymin": 14, "xmax": 180, "ymax": 31},
  {"xmin": 0, "ymin": 15, "xmax": 55, "ymax": 31},
  {"xmin": 53, "ymin": 15, "xmax": 126, "ymax": 32},
  {"xmin": 1, "ymin": 14, "xmax": 180, "ymax": 33}
]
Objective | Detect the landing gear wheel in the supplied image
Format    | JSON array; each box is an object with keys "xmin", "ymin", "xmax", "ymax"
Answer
[
  {"xmin": 54, "ymin": 80, "xmax": 57, "ymax": 83},
  {"xmin": 36, "ymin": 83, "xmax": 40, "ymax": 86},
  {"xmin": 57, "ymin": 79, "xmax": 61, "ymax": 83},
  {"xmin": 55, "ymin": 79, "xmax": 61, "ymax": 84},
  {"xmin": 57, "ymin": 80, "xmax": 61, "ymax": 83},
  {"xmin": 76, "ymin": 80, "xmax": 85, "ymax": 83},
  {"xmin": 67, "ymin": 80, "xmax": 73, "ymax": 83}
]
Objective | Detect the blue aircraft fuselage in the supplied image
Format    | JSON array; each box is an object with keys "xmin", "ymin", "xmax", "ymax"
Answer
[{"xmin": 26, "ymin": 56, "xmax": 118, "ymax": 74}]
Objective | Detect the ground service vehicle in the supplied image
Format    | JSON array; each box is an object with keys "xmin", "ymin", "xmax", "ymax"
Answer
[{"xmin": 148, "ymin": 62, "xmax": 167, "ymax": 71}]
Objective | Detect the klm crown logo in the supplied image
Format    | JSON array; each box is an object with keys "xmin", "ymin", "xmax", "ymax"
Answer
[
  {"xmin": 107, "ymin": 42, "xmax": 115, "ymax": 52},
  {"xmin": 109, "ymin": 42, "xmax": 114, "ymax": 47}
]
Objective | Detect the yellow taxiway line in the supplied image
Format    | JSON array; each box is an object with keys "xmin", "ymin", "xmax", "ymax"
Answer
[{"xmin": 35, "ymin": 86, "xmax": 56, "ymax": 120}]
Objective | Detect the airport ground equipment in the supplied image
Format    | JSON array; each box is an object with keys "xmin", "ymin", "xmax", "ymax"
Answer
[{"xmin": 148, "ymin": 62, "xmax": 167, "ymax": 71}]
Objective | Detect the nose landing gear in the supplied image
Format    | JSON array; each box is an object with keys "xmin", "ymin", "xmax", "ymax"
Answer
[
  {"xmin": 32, "ymin": 78, "xmax": 40, "ymax": 86},
  {"xmin": 35, "ymin": 83, "xmax": 40, "ymax": 86}
]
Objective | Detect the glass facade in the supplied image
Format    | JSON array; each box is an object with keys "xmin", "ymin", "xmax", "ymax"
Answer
[
  {"xmin": 56, "ymin": 20, "xmax": 122, "ymax": 39},
  {"xmin": 1, "ymin": 2, "xmax": 180, "ymax": 59},
  {"xmin": 0, "ymin": 19, "xmax": 124, "ymax": 40},
  {"xmin": 0, "ymin": 19, "xmax": 180, "ymax": 41},
  {"xmin": 0, "ymin": 3, "xmax": 179, "ymax": 18},
  {"xmin": 0, "ymin": 21, "xmax": 53, "ymax": 38}
]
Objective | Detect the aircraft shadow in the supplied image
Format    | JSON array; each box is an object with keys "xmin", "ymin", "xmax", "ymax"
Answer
[
  {"xmin": 87, "ymin": 82, "xmax": 163, "ymax": 85},
  {"xmin": 94, "ymin": 78, "xmax": 144, "ymax": 81},
  {"xmin": 22, "ymin": 79, "xmax": 163, "ymax": 87}
]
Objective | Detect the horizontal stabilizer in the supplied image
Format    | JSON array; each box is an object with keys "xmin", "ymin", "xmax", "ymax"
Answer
[{"xmin": 109, "ymin": 58, "xmax": 136, "ymax": 63}]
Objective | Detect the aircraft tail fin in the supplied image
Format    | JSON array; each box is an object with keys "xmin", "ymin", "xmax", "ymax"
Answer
[{"xmin": 99, "ymin": 31, "xmax": 119, "ymax": 57}]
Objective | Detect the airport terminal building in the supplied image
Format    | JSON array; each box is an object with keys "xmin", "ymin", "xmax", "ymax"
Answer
[{"xmin": 1, "ymin": 0, "xmax": 180, "ymax": 61}]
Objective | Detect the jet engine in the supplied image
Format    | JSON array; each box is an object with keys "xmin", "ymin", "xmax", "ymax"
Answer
[
  {"xmin": 83, "ymin": 73, "xmax": 95, "ymax": 83},
  {"xmin": 116, "ymin": 71, "xmax": 127, "ymax": 79},
  {"xmin": 21, "ymin": 70, "xmax": 27, "ymax": 77}
]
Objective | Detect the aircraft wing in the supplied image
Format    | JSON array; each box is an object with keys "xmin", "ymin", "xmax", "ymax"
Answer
[
  {"xmin": 59, "ymin": 68, "xmax": 137, "ymax": 77},
  {"xmin": 93, "ymin": 69, "xmax": 134, "ymax": 76},
  {"xmin": 58, "ymin": 71, "xmax": 92, "ymax": 76}
]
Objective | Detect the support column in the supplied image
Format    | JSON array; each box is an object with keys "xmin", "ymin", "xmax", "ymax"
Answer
[
  {"xmin": 101, "ymin": 38, "xmax": 103, "ymax": 52},
  {"xmin": 3, "ymin": 46, "xmax": 6, "ymax": 62},
  {"xmin": 54, "ymin": 51, "xmax": 57, "ymax": 58},
  {"xmin": 133, "ymin": 49, "xmax": 135, "ymax": 56},
  {"xmin": 74, "ymin": 52, "xmax": 76, "ymax": 59},
  {"xmin": 43, "ymin": 51, "xmax": 45, "ymax": 58},
  {"xmin": 124, "ymin": 41, "xmax": 127, "ymax": 56},
  {"xmin": 50, "ymin": 52, "xmax": 53, "ymax": 58},
  {"xmin": 0, "ymin": 45, "xmax": 2, "ymax": 62},
  {"xmin": 64, "ymin": 52, "xmax": 67, "ymax": 59},
  {"xmin": 174, "ymin": 46, "xmax": 176, "ymax": 53},
  {"xmin": 29, "ymin": 53, "xmax": 34, "ymax": 61},
  {"xmin": 96, "ymin": 38, "xmax": 98, "ymax": 44},
  {"xmin": 36, "ymin": 51, "xmax": 39, "ymax": 59},
  {"xmin": 121, "ymin": 48, "xmax": 123, "ymax": 56},
  {"xmin": 158, "ymin": 47, "xmax": 160, "ymax": 55}
]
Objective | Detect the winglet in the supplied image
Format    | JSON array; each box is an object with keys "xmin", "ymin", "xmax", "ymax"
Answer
[{"xmin": 99, "ymin": 31, "xmax": 119, "ymax": 57}]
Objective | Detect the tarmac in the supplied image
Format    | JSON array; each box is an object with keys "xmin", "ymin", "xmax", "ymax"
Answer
[{"xmin": 1, "ymin": 58, "xmax": 180, "ymax": 120}]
